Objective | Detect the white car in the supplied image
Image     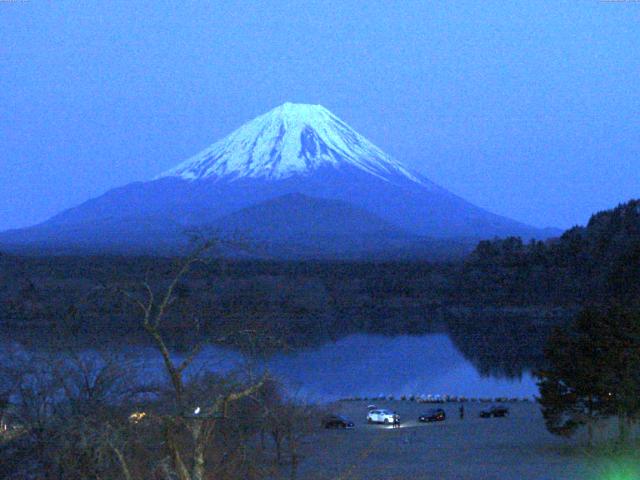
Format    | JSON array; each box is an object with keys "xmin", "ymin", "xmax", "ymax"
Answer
[{"xmin": 366, "ymin": 409, "xmax": 399, "ymax": 424}]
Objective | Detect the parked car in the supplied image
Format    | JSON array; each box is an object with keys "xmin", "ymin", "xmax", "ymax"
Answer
[
  {"xmin": 419, "ymin": 408, "xmax": 446, "ymax": 422},
  {"xmin": 321, "ymin": 414, "xmax": 355, "ymax": 429},
  {"xmin": 480, "ymin": 405, "xmax": 509, "ymax": 418},
  {"xmin": 367, "ymin": 409, "xmax": 399, "ymax": 424}
]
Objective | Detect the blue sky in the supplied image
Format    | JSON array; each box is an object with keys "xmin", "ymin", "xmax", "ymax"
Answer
[{"xmin": 1, "ymin": 0, "xmax": 639, "ymax": 231}]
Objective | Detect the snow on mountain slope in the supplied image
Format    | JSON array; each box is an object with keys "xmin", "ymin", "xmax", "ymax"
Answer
[
  {"xmin": 159, "ymin": 102, "xmax": 428, "ymax": 186},
  {"xmin": 0, "ymin": 102, "xmax": 558, "ymax": 256}
]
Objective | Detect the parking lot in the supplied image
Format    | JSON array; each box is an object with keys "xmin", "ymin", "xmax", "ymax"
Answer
[{"xmin": 295, "ymin": 400, "xmax": 600, "ymax": 480}]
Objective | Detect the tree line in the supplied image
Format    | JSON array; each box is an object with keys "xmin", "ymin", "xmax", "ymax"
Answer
[{"xmin": 529, "ymin": 200, "xmax": 640, "ymax": 446}]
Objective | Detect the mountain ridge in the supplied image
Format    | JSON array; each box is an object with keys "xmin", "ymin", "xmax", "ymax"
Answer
[{"xmin": 0, "ymin": 103, "xmax": 558, "ymax": 257}]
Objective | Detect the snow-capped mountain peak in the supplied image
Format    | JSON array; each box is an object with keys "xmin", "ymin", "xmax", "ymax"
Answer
[{"xmin": 159, "ymin": 102, "xmax": 425, "ymax": 184}]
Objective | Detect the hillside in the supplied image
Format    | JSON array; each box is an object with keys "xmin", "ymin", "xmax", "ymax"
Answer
[{"xmin": 457, "ymin": 199, "xmax": 640, "ymax": 307}]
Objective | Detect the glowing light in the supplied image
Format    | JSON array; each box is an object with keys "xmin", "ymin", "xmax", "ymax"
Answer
[
  {"xmin": 594, "ymin": 460, "xmax": 640, "ymax": 480},
  {"xmin": 128, "ymin": 412, "xmax": 147, "ymax": 424}
]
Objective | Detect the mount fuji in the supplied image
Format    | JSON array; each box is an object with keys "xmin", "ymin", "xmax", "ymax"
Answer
[{"xmin": 0, "ymin": 103, "xmax": 556, "ymax": 257}]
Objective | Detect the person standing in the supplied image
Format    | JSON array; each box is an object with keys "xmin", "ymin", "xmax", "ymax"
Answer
[
  {"xmin": 459, "ymin": 404, "xmax": 465, "ymax": 420},
  {"xmin": 393, "ymin": 416, "xmax": 400, "ymax": 428}
]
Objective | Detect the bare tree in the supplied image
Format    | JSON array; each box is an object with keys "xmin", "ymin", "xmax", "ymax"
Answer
[
  {"xmin": 122, "ymin": 240, "xmax": 267, "ymax": 480},
  {"xmin": 0, "ymin": 345, "xmax": 142, "ymax": 480},
  {"xmin": 1, "ymin": 240, "xmax": 316, "ymax": 480},
  {"xmin": 264, "ymin": 399, "xmax": 316, "ymax": 480}
]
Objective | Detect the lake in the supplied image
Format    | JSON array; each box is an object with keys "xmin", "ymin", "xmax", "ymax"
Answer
[{"xmin": 133, "ymin": 333, "xmax": 539, "ymax": 402}]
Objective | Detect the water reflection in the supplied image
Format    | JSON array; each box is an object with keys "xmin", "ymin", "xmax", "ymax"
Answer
[
  {"xmin": 141, "ymin": 333, "xmax": 539, "ymax": 402},
  {"xmin": 3, "ymin": 333, "xmax": 540, "ymax": 403},
  {"xmin": 262, "ymin": 334, "xmax": 538, "ymax": 401}
]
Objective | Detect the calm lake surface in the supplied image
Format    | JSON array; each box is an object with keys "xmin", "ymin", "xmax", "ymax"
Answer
[{"xmin": 133, "ymin": 333, "xmax": 538, "ymax": 402}]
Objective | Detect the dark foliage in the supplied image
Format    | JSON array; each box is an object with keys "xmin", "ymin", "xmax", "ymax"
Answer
[
  {"xmin": 536, "ymin": 307, "xmax": 640, "ymax": 443},
  {"xmin": 460, "ymin": 199, "xmax": 640, "ymax": 307},
  {"xmin": 2, "ymin": 200, "xmax": 640, "ymax": 379}
]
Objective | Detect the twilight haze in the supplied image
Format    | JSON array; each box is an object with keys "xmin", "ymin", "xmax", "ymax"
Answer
[{"xmin": 1, "ymin": 1, "xmax": 639, "ymax": 232}]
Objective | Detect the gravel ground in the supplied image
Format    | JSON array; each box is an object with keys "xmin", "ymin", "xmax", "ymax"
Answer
[{"xmin": 292, "ymin": 400, "xmax": 608, "ymax": 480}]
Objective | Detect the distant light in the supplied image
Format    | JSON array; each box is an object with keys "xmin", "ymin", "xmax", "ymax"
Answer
[
  {"xmin": 128, "ymin": 412, "xmax": 147, "ymax": 424},
  {"xmin": 194, "ymin": 407, "xmax": 201, "ymax": 415}
]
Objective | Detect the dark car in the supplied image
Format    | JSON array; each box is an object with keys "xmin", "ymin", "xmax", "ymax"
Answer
[
  {"xmin": 322, "ymin": 414, "xmax": 355, "ymax": 429},
  {"xmin": 480, "ymin": 405, "xmax": 509, "ymax": 418},
  {"xmin": 419, "ymin": 408, "xmax": 446, "ymax": 422}
]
